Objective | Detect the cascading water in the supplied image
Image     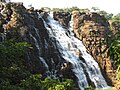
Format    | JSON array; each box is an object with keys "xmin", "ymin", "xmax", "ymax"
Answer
[
  {"xmin": 40, "ymin": 13, "xmax": 109, "ymax": 90},
  {"xmin": 28, "ymin": 27, "xmax": 50, "ymax": 76}
]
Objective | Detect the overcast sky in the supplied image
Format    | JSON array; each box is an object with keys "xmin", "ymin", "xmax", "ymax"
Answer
[{"xmin": 11, "ymin": 0, "xmax": 120, "ymax": 15}]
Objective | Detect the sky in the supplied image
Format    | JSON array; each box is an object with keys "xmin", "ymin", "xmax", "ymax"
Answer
[{"xmin": 11, "ymin": 0, "xmax": 120, "ymax": 15}]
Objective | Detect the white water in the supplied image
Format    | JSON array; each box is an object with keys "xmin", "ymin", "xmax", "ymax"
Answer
[{"xmin": 42, "ymin": 13, "xmax": 108, "ymax": 90}]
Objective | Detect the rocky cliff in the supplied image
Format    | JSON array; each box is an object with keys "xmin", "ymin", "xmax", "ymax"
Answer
[{"xmin": 72, "ymin": 11, "xmax": 118, "ymax": 88}]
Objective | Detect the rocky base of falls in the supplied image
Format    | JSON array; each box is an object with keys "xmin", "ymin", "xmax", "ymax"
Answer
[{"xmin": 0, "ymin": 2, "xmax": 119, "ymax": 89}]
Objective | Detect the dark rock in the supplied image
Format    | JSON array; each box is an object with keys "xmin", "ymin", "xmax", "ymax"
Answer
[{"xmin": 53, "ymin": 11, "xmax": 71, "ymax": 27}]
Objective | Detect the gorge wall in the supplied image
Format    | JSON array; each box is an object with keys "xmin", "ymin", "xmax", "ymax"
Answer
[{"xmin": 72, "ymin": 11, "xmax": 118, "ymax": 87}]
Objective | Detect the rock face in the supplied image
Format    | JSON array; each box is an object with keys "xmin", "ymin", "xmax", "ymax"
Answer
[
  {"xmin": 53, "ymin": 12, "xmax": 71, "ymax": 27},
  {"xmin": 0, "ymin": 2, "xmax": 68, "ymax": 79},
  {"xmin": 72, "ymin": 11, "xmax": 118, "ymax": 87}
]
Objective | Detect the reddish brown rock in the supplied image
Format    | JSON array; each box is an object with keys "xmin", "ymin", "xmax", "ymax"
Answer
[{"xmin": 72, "ymin": 11, "xmax": 118, "ymax": 87}]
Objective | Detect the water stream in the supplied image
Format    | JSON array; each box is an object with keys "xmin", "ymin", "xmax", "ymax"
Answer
[{"xmin": 39, "ymin": 13, "xmax": 109, "ymax": 89}]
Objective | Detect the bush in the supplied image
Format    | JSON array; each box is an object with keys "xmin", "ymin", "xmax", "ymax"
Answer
[
  {"xmin": 0, "ymin": 39, "xmax": 73, "ymax": 90},
  {"xmin": 20, "ymin": 74, "xmax": 73, "ymax": 90},
  {"xmin": 0, "ymin": 39, "xmax": 31, "ymax": 88}
]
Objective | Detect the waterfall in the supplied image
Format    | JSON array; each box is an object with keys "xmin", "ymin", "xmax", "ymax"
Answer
[
  {"xmin": 40, "ymin": 13, "xmax": 109, "ymax": 90},
  {"xmin": 28, "ymin": 27, "xmax": 50, "ymax": 76}
]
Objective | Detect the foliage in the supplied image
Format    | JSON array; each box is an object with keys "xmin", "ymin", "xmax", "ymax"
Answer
[
  {"xmin": 111, "ymin": 13, "xmax": 120, "ymax": 30},
  {"xmin": 20, "ymin": 74, "xmax": 73, "ymax": 90},
  {"xmin": 108, "ymin": 33, "xmax": 120, "ymax": 67},
  {"xmin": 84, "ymin": 86, "xmax": 95, "ymax": 90},
  {"xmin": 41, "ymin": 78, "xmax": 73, "ymax": 90},
  {"xmin": 52, "ymin": 6, "xmax": 90, "ymax": 13},
  {"xmin": 52, "ymin": 6, "xmax": 80, "ymax": 12},
  {"xmin": 91, "ymin": 7, "xmax": 113, "ymax": 20},
  {"xmin": 20, "ymin": 74, "xmax": 42, "ymax": 90},
  {"xmin": 0, "ymin": 39, "xmax": 31, "ymax": 89},
  {"xmin": 52, "ymin": 6, "xmax": 113, "ymax": 20},
  {"xmin": 108, "ymin": 14, "xmax": 120, "ymax": 80},
  {"xmin": 80, "ymin": 8, "xmax": 90, "ymax": 13},
  {"xmin": 52, "ymin": 8, "xmax": 64, "ymax": 12},
  {"xmin": 0, "ymin": 39, "xmax": 73, "ymax": 90},
  {"xmin": 63, "ymin": 6, "xmax": 80, "ymax": 12},
  {"xmin": 116, "ymin": 70, "xmax": 120, "ymax": 79}
]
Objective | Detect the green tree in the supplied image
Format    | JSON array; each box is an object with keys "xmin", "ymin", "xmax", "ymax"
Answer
[
  {"xmin": 111, "ymin": 13, "xmax": 120, "ymax": 30},
  {"xmin": 98, "ymin": 10, "xmax": 113, "ymax": 20},
  {"xmin": 108, "ymin": 33, "xmax": 120, "ymax": 70},
  {"xmin": 0, "ymin": 39, "xmax": 31, "ymax": 89},
  {"xmin": 108, "ymin": 14, "xmax": 120, "ymax": 81},
  {"xmin": 80, "ymin": 8, "xmax": 90, "ymax": 13},
  {"xmin": 52, "ymin": 8, "xmax": 64, "ymax": 12},
  {"xmin": 20, "ymin": 74, "xmax": 73, "ymax": 90}
]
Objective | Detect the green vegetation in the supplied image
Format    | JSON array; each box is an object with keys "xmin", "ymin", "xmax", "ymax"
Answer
[
  {"xmin": 0, "ymin": 39, "xmax": 31, "ymax": 89},
  {"xmin": 41, "ymin": 6, "xmax": 90, "ymax": 13},
  {"xmin": 111, "ymin": 13, "xmax": 120, "ymax": 30},
  {"xmin": 50, "ymin": 6, "xmax": 114, "ymax": 20},
  {"xmin": 20, "ymin": 74, "xmax": 73, "ymax": 90},
  {"xmin": 108, "ymin": 34, "xmax": 120, "ymax": 80},
  {"xmin": 63, "ymin": 6, "xmax": 80, "ymax": 12},
  {"xmin": 52, "ymin": 8, "xmax": 64, "ymax": 12},
  {"xmin": 0, "ymin": 39, "xmax": 73, "ymax": 90},
  {"xmin": 91, "ymin": 7, "xmax": 113, "ymax": 20},
  {"xmin": 108, "ymin": 33, "xmax": 120, "ymax": 69},
  {"xmin": 107, "ymin": 13, "xmax": 120, "ymax": 87}
]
